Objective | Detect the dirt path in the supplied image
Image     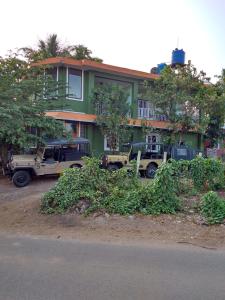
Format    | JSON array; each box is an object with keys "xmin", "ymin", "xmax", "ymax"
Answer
[{"xmin": 0, "ymin": 176, "xmax": 225, "ymax": 249}]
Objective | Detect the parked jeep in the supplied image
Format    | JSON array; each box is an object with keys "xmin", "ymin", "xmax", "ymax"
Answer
[
  {"xmin": 101, "ymin": 142, "xmax": 165, "ymax": 178},
  {"xmin": 5, "ymin": 138, "xmax": 90, "ymax": 187}
]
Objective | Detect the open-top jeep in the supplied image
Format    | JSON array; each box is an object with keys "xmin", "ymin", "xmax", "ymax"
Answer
[
  {"xmin": 5, "ymin": 137, "xmax": 90, "ymax": 187},
  {"xmin": 101, "ymin": 142, "xmax": 165, "ymax": 178}
]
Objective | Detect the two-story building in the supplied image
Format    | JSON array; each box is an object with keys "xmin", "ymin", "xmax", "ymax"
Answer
[{"xmin": 36, "ymin": 57, "xmax": 199, "ymax": 155}]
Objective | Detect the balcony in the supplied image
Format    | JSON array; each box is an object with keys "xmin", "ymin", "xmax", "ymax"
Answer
[{"xmin": 138, "ymin": 107, "xmax": 168, "ymax": 121}]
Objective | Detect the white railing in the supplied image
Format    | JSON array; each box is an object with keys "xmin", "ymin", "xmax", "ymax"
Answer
[{"xmin": 138, "ymin": 108, "xmax": 168, "ymax": 121}]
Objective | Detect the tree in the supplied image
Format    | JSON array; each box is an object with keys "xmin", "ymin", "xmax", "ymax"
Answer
[
  {"xmin": 146, "ymin": 63, "xmax": 212, "ymax": 144},
  {"xmin": 21, "ymin": 34, "xmax": 103, "ymax": 63},
  {"xmin": 0, "ymin": 53, "xmax": 65, "ymax": 166},
  {"xmin": 71, "ymin": 44, "xmax": 103, "ymax": 62},
  {"xmin": 21, "ymin": 34, "xmax": 72, "ymax": 62},
  {"xmin": 93, "ymin": 84, "xmax": 131, "ymax": 153},
  {"xmin": 205, "ymin": 70, "xmax": 225, "ymax": 147}
]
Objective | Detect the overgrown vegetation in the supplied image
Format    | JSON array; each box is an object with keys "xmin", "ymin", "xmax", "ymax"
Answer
[
  {"xmin": 0, "ymin": 54, "xmax": 65, "ymax": 166},
  {"xmin": 41, "ymin": 157, "xmax": 181, "ymax": 215},
  {"xmin": 42, "ymin": 157, "xmax": 225, "ymax": 225},
  {"xmin": 200, "ymin": 192, "xmax": 225, "ymax": 224}
]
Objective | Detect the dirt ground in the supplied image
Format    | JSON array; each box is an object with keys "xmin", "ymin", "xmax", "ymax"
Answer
[{"xmin": 0, "ymin": 176, "xmax": 225, "ymax": 250}]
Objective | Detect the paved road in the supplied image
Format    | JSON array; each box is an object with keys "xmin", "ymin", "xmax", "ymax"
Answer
[{"xmin": 0, "ymin": 235, "xmax": 225, "ymax": 300}]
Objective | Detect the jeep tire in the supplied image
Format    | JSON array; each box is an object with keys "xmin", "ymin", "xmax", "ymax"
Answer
[
  {"xmin": 146, "ymin": 164, "xmax": 158, "ymax": 179},
  {"xmin": 107, "ymin": 164, "xmax": 119, "ymax": 171},
  {"xmin": 70, "ymin": 164, "xmax": 82, "ymax": 169},
  {"xmin": 12, "ymin": 170, "xmax": 31, "ymax": 187}
]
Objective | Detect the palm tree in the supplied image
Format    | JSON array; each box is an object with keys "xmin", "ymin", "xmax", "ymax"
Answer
[
  {"xmin": 20, "ymin": 34, "xmax": 103, "ymax": 63},
  {"xmin": 21, "ymin": 34, "xmax": 71, "ymax": 62}
]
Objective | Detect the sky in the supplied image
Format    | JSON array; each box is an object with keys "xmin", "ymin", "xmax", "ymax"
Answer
[{"xmin": 1, "ymin": 0, "xmax": 225, "ymax": 81}]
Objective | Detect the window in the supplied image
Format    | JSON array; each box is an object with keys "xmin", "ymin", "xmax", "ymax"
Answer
[
  {"xmin": 67, "ymin": 68, "xmax": 82, "ymax": 100},
  {"xmin": 95, "ymin": 76, "xmax": 132, "ymax": 105},
  {"xmin": 138, "ymin": 99, "xmax": 168, "ymax": 121},
  {"xmin": 146, "ymin": 133, "xmax": 161, "ymax": 152},
  {"xmin": 47, "ymin": 67, "xmax": 58, "ymax": 81},
  {"xmin": 64, "ymin": 121, "xmax": 87, "ymax": 138},
  {"xmin": 138, "ymin": 99, "xmax": 155, "ymax": 119},
  {"xmin": 104, "ymin": 135, "xmax": 119, "ymax": 151},
  {"xmin": 44, "ymin": 67, "xmax": 58, "ymax": 99}
]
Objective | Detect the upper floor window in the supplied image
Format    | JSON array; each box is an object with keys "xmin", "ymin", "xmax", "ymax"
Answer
[
  {"xmin": 47, "ymin": 67, "xmax": 58, "ymax": 81},
  {"xmin": 44, "ymin": 67, "xmax": 58, "ymax": 99},
  {"xmin": 138, "ymin": 99, "xmax": 168, "ymax": 121},
  {"xmin": 67, "ymin": 68, "xmax": 82, "ymax": 100},
  {"xmin": 95, "ymin": 76, "xmax": 132, "ymax": 105}
]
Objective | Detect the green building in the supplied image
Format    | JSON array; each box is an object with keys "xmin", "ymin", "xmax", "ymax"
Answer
[{"xmin": 37, "ymin": 57, "xmax": 199, "ymax": 155}]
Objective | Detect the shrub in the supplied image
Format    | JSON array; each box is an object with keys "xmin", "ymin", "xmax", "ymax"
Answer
[
  {"xmin": 41, "ymin": 157, "xmax": 181, "ymax": 215},
  {"xmin": 42, "ymin": 157, "xmax": 224, "ymax": 216},
  {"xmin": 142, "ymin": 162, "xmax": 181, "ymax": 214},
  {"xmin": 189, "ymin": 157, "xmax": 225, "ymax": 191},
  {"xmin": 104, "ymin": 188, "xmax": 142, "ymax": 215},
  {"xmin": 41, "ymin": 157, "xmax": 141, "ymax": 214},
  {"xmin": 200, "ymin": 191, "xmax": 225, "ymax": 224}
]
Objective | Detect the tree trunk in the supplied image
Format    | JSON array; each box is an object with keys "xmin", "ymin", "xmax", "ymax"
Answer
[{"xmin": 0, "ymin": 143, "xmax": 10, "ymax": 169}]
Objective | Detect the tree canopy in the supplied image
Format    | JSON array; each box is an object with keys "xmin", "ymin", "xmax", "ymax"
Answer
[
  {"xmin": 145, "ymin": 63, "xmax": 225, "ymax": 145},
  {"xmin": 0, "ymin": 53, "xmax": 65, "ymax": 165},
  {"xmin": 21, "ymin": 34, "xmax": 103, "ymax": 63},
  {"xmin": 205, "ymin": 70, "xmax": 225, "ymax": 146},
  {"xmin": 93, "ymin": 84, "xmax": 131, "ymax": 152}
]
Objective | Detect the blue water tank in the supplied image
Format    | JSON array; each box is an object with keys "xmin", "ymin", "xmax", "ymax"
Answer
[
  {"xmin": 171, "ymin": 48, "xmax": 185, "ymax": 65},
  {"xmin": 157, "ymin": 63, "xmax": 167, "ymax": 73}
]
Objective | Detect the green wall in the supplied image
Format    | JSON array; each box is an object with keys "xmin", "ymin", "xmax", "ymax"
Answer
[
  {"xmin": 50, "ymin": 67, "xmax": 140, "ymax": 117},
  {"xmin": 47, "ymin": 65, "xmax": 201, "ymax": 154}
]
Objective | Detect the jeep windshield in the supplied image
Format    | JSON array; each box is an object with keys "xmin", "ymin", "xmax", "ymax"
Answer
[{"xmin": 130, "ymin": 143, "xmax": 163, "ymax": 160}]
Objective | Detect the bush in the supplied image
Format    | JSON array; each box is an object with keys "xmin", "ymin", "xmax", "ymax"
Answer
[
  {"xmin": 200, "ymin": 191, "xmax": 225, "ymax": 224},
  {"xmin": 189, "ymin": 157, "xmax": 225, "ymax": 191},
  {"xmin": 142, "ymin": 162, "xmax": 181, "ymax": 214},
  {"xmin": 42, "ymin": 157, "xmax": 181, "ymax": 215},
  {"xmin": 104, "ymin": 188, "xmax": 142, "ymax": 215},
  {"xmin": 42, "ymin": 157, "xmax": 224, "ymax": 217},
  {"xmin": 41, "ymin": 157, "xmax": 141, "ymax": 214}
]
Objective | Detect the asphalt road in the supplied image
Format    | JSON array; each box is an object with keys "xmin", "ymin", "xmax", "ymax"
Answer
[{"xmin": 0, "ymin": 235, "xmax": 225, "ymax": 300}]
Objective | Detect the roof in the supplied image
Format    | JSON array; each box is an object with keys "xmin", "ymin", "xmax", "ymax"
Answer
[
  {"xmin": 46, "ymin": 137, "xmax": 90, "ymax": 146},
  {"xmin": 46, "ymin": 111, "xmax": 170, "ymax": 130},
  {"xmin": 124, "ymin": 142, "xmax": 163, "ymax": 147},
  {"xmin": 33, "ymin": 57, "xmax": 159, "ymax": 80}
]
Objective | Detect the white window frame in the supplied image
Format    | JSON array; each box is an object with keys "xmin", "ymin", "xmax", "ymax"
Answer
[
  {"xmin": 146, "ymin": 133, "xmax": 161, "ymax": 153},
  {"xmin": 104, "ymin": 135, "xmax": 119, "ymax": 151},
  {"xmin": 66, "ymin": 67, "xmax": 84, "ymax": 101}
]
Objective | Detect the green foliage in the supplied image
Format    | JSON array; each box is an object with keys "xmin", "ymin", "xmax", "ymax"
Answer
[
  {"xmin": 92, "ymin": 84, "xmax": 132, "ymax": 152},
  {"xmin": 200, "ymin": 191, "xmax": 225, "ymax": 224},
  {"xmin": 42, "ymin": 157, "xmax": 224, "ymax": 218},
  {"xmin": 205, "ymin": 70, "xmax": 225, "ymax": 145},
  {"xmin": 21, "ymin": 34, "xmax": 103, "ymax": 63},
  {"xmin": 42, "ymin": 157, "xmax": 180, "ymax": 215},
  {"xmin": 152, "ymin": 162, "xmax": 181, "ymax": 212},
  {"xmin": 189, "ymin": 157, "xmax": 225, "ymax": 190},
  {"xmin": 146, "ymin": 64, "xmax": 210, "ymax": 137},
  {"xmin": 0, "ymin": 54, "xmax": 65, "ymax": 165},
  {"xmin": 144, "ymin": 63, "xmax": 225, "ymax": 146},
  {"xmin": 104, "ymin": 188, "xmax": 142, "ymax": 215}
]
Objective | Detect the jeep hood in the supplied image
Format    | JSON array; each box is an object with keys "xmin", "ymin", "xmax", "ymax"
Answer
[{"xmin": 11, "ymin": 154, "xmax": 36, "ymax": 163}]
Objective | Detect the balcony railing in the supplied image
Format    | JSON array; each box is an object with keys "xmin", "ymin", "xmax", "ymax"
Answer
[{"xmin": 138, "ymin": 108, "xmax": 168, "ymax": 121}]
